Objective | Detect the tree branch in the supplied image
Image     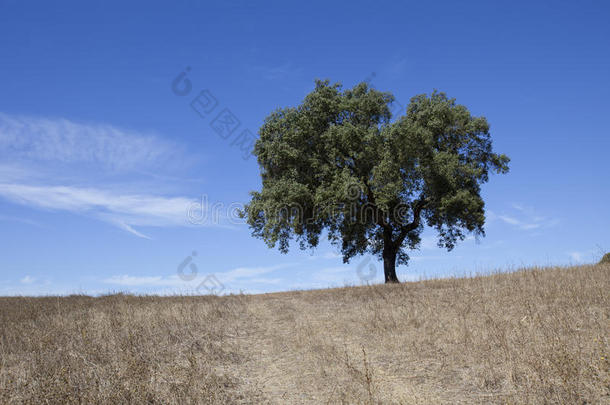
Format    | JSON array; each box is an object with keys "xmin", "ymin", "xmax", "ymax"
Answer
[
  {"xmin": 395, "ymin": 198, "xmax": 428, "ymax": 247},
  {"xmin": 362, "ymin": 180, "xmax": 391, "ymax": 231}
]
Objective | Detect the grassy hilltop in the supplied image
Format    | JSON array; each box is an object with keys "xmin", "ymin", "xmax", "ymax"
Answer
[{"xmin": 1, "ymin": 264, "xmax": 608, "ymax": 404}]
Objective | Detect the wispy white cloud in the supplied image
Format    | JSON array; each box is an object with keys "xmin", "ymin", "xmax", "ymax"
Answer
[
  {"xmin": 419, "ymin": 235, "xmax": 439, "ymax": 250},
  {"xmin": 250, "ymin": 62, "xmax": 302, "ymax": 81},
  {"xmin": 0, "ymin": 183, "xmax": 196, "ymax": 238},
  {"xmin": 488, "ymin": 204, "xmax": 559, "ymax": 231},
  {"xmin": 0, "ymin": 162, "xmax": 36, "ymax": 182},
  {"xmin": 103, "ymin": 275, "xmax": 172, "ymax": 286},
  {"xmin": 0, "ymin": 214, "xmax": 41, "ymax": 227},
  {"xmin": 0, "ymin": 113, "xmax": 214, "ymax": 237},
  {"xmin": 498, "ymin": 215, "xmax": 541, "ymax": 230},
  {"xmin": 0, "ymin": 113, "xmax": 183, "ymax": 171},
  {"xmin": 102, "ymin": 264, "xmax": 288, "ymax": 294},
  {"xmin": 289, "ymin": 266, "xmax": 357, "ymax": 288},
  {"xmin": 0, "ymin": 276, "xmax": 105, "ymax": 296},
  {"xmin": 567, "ymin": 249, "xmax": 598, "ymax": 264},
  {"xmin": 568, "ymin": 251, "xmax": 584, "ymax": 262},
  {"xmin": 107, "ymin": 219, "xmax": 154, "ymax": 239},
  {"xmin": 218, "ymin": 264, "xmax": 286, "ymax": 283},
  {"xmin": 248, "ymin": 278, "xmax": 283, "ymax": 285}
]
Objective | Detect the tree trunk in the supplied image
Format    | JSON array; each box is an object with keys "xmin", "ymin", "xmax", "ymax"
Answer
[{"xmin": 383, "ymin": 246, "xmax": 399, "ymax": 283}]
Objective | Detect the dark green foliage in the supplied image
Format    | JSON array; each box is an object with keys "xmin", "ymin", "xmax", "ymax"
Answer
[
  {"xmin": 242, "ymin": 80, "xmax": 509, "ymax": 282},
  {"xmin": 600, "ymin": 253, "xmax": 610, "ymax": 264}
]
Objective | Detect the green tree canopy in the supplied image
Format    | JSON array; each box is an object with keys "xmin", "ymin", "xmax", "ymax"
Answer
[{"xmin": 242, "ymin": 80, "xmax": 509, "ymax": 283}]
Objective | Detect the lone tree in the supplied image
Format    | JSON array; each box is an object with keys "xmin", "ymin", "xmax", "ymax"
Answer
[{"xmin": 242, "ymin": 80, "xmax": 509, "ymax": 283}]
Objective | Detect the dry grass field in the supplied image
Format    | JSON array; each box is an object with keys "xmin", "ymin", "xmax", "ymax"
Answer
[{"xmin": 1, "ymin": 264, "xmax": 608, "ymax": 404}]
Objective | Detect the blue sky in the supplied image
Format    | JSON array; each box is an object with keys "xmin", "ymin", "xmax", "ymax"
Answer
[{"xmin": 1, "ymin": 0, "xmax": 608, "ymax": 295}]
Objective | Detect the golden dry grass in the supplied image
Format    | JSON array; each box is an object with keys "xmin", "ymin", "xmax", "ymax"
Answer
[{"xmin": 1, "ymin": 264, "xmax": 608, "ymax": 404}]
